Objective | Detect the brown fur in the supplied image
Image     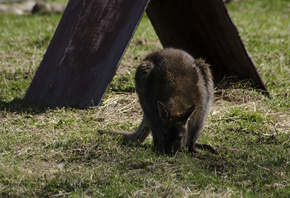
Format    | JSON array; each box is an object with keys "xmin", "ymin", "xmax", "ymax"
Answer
[{"xmin": 101, "ymin": 48, "xmax": 214, "ymax": 155}]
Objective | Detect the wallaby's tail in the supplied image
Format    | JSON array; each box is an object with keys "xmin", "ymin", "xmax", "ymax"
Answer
[{"xmin": 97, "ymin": 117, "xmax": 151, "ymax": 143}]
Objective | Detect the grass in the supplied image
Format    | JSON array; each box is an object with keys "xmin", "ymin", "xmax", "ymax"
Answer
[{"xmin": 0, "ymin": 0, "xmax": 289, "ymax": 197}]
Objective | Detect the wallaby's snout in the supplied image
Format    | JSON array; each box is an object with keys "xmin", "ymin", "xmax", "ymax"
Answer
[
  {"xmin": 163, "ymin": 138, "xmax": 182, "ymax": 156},
  {"xmin": 162, "ymin": 127, "xmax": 186, "ymax": 156}
]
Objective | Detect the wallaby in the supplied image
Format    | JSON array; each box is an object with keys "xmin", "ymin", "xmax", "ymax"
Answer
[{"xmin": 100, "ymin": 48, "xmax": 214, "ymax": 155}]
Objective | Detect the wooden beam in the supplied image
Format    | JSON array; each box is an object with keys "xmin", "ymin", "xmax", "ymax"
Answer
[
  {"xmin": 25, "ymin": 0, "xmax": 150, "ymax": 108},
  {"xmin": 146, "ymin": 0, "xmax": 270, "ymax": 96}
]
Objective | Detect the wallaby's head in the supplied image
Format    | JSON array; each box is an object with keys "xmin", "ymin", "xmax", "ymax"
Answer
[{"xmin": 157, "ymin": 101, "xmax": 196, "ymax": 156}]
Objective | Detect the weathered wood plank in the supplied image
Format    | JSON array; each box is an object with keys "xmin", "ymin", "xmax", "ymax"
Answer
[
  {"xmin": 25, "ymin": 0, "xmax": 150, "ymax": 108},
  {"xmin": 146, "ymin": 0, "xmax": 270, "ymax": 96}
]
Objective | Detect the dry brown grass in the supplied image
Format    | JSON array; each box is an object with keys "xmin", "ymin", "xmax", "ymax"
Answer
[{"xmin": 95, "ymin": 92, "xmax": 143, "ymax": 130}]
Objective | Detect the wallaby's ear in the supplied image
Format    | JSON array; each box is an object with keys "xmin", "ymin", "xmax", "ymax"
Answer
[
  {"xmin": 182, "ymin": 104, "xmax": 196, "ymax": 121},
  {"xmin": 157, "ymin": 101, "xmax": 169, "ymax": 121}
]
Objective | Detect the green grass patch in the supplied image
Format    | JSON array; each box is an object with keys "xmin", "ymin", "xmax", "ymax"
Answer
[{"xmin": 0, "ymin": 0, "xmax": 289, "ymax": 197}]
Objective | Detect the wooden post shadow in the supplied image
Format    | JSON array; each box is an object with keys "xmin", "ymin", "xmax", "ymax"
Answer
[{"xmin": 25, "ymin": 0, "xmax": 270, "ymax": 108}]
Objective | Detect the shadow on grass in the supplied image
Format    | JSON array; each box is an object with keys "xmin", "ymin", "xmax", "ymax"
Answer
[
  {"xmin": 0, "ymin": 98, "xmax": 53, "ymax": 114},
  {"xmin": 0, "ymin": 97, "xmax": 95, "ymax": 114}
]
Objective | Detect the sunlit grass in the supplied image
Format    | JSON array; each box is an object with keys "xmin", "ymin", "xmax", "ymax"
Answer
[{"xmin": 0, "ymin": 0, "xmax": 289, "ymax": 197}]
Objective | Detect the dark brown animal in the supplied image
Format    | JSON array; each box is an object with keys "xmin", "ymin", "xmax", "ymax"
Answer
[{"xmin": 102, "ymin": 48, "xmax": 214, "ymax": 155}]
